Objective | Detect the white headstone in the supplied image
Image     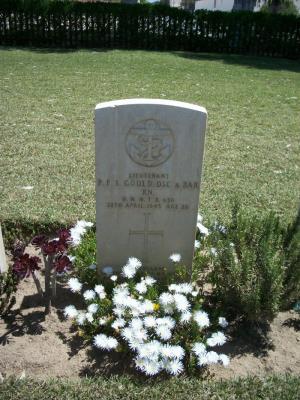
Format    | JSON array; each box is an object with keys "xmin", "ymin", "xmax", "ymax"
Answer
[
  {"xmin": 95, "ymin": 99, "xmax": 207, "ymax": 277},
  {"xmin": 0, "ymin": 225, "xmax": 8, "ymax": 274}
]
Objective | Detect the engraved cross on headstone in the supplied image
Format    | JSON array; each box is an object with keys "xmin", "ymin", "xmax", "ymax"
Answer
[{"xmin": 129, "ymin": 213, "xmax": 163, "ymax": 266}]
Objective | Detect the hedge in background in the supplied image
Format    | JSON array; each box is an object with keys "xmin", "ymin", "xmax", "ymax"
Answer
[{"xmin": 0, "ymin": 0, "xmax": 299, "ymax": 58}]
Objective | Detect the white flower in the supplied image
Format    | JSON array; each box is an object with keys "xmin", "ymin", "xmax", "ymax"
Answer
[
  {"xmin": 85, "ymin": 312, "xmax": 94, "ymax": 323},
  {"xmin": 70, "ymin": 220, "xmax": 93, "ymax": 246},
  {"xmin": 64, "ymin": 305, "xmax": 78, "ymax": 319},
  {"xmin": 121, "ymin": 327, "xmax": 134, "ymax": 342},
  {"xmin": 111, "ymin": 318, "xmax": 126, "ymax": 330},
  {"xmin": 191, "ymin": 290, "xmax": 199, "ymax": 297},
  {"xmin": 94, "ymin": 334, "xmax": 118, "ymax": 351},
  {"xmin": 122, "ymin": 263, "xmax": 138, "ymax": 279},
  {"xmin": 143, "ymin": 316, "xmax": 157, "ymax": 328},
  {"xmin": 207, "ymin": 332, "xmax": 227, "ymax": 347},
  {"xmin": 140, "ymin": 299, "xmax": 155, "ymax": 314},
  {"xmin": 68, "ymin": 255, "xmax": 76, "ymax": 263},
  {"xmin": 206, "ymin": 351, "xmax": 219, "ymax": 364},
  {"xmin": 168, "ymin": 283, "xmax": 179, "ymax": 292},
  {"xmin": 218, "ymin": 317, "xmax": 229, "ymax": 328},
  {"xmin": 128, "ymin": 337, "xmax": 143, "ymax": 350},
  {"xmin": 83, "ymin": 290, "xmax": 96, "ymax": 301},
  {"xmin": 161, "ymin": 345, "xmax": 185, "ymax": 360},
  {"xmin": 173, "ymin": 293, "xmax": 190, "ymax": 312},
  {"xmin": 159, "ymin": 292, "xmax": 174, "ymax": 306},
  {"xmin": 68, "ymin": 278, "xmax": 82, "ymax": 293},
  {"xmin": 88, "ymin": 264, "xmax": 97, "ymax": 270},
  {"xmin": 99, "ymin": 317, "xmax": 108, "ymax": 326},
  {"xmin": 169, "ymin": 253, "xmax": 181, "ymax": 263},
  {"xmin": 135, "ymin": 281, "xmax": 147, "ymax": 294},
  {"xmin": 77, "ymin": 220, "xmax": 93, "ymax": 229},
  {"xmin": 198, "ymin": 353, "xmax": 208, "ymax": 366},
  {"xmin": 194, "ymin": 310, "xmax": 210, "ymax": 328},
  {"xmin": 219, "ymin": 354, "xmax": 230, "ymax": 367},
  {"xmin": 113, "ymin": 291, "xmax": 129, "ymax": 306},
  {"xmin": 180, "ymin": 311, "xmax": 192, "ymax": 324},
  {"xmin": 113, "ymin": 307, "xmax": 125, "ymax": 318},
  {"xmin": 197, "ymin": 222, "xmax": 209, "ymax": 236},
  {"xmin": 76, "ymin": 312, "xmax": 86, "ymax": 325},
  {"xmin": 141, "ymin": 359, "xmax": 161, "ymax": 376},
  {"xmin": 176, "ymin": 283, "xmax": 193, "ymax": 294},
  {"xmin": 164, "ymin": 359, "xmax": 184, "ymax": 375},
  {"xmin": 156, "ymin": 317, "xmax": 175, "ymax": 330},
  {"xmin": 194, "ymin": 240, "xmax": 200, "ymax": 249},
  {"xmin": 192, "ymin": 342, "xmax": 206, "ymax": 357},
  {"xmin": 137, "ymin": 340, "xmax": 161, "ymax": 360},
  {"xmin": 134, "ymin": 328, "xmax": 148, "ymax": 342},
  {"xmin": 94, "ymin": 285, "xmax": 106, "ymax": 299},
  {"xmin": 102, "ymin": 266, "xmax": 113, "ymax": 276},
  {"xmin": 114, "ymin": 284, "xmax": 129, "ymax": 295},
  {"xmin": 87, "ymin": 303, "xmax": 98, "ymax": 314},
  {"xmin": 197, "ymin": 213, "xmax": 203, "ymax": 223},
  {"xmin": 210, "ymin": 248, "xmax": 217, "ymax": 256},
  {"xmin": 130, "ymin": 318, "xmax": 144, "ymax": 330},
  {"xmin": 144, "ymin": 276, "xmax": 156, "ymax": 286},
  {"xmin": 111, "ymin": 275, "xmax": 118, "ymax": 282},
  {"xmin": 155, "ymin": 325, "xmax": 172, "ymax": 340}
]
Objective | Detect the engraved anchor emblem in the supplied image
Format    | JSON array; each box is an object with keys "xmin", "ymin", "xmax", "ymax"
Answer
[{"xmin": 126, "ymin": 119, "xmax": 174, "ymax": 167}]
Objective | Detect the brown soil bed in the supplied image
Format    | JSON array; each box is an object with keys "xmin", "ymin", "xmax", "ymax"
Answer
[{"xmin": 1, "ymin": 275, "xmax": 300, "ymax": 380}]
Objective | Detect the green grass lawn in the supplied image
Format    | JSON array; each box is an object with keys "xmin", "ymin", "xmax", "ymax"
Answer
[
  {"xmin": 0, "ymin": 48, "xmax": 299, "ymax": 230},
  {"xmin": 0, "ymin": 375, "xmax": 300, "ymax": 400}
]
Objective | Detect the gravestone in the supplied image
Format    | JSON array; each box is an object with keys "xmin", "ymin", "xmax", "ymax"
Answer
[
  {"xmin": 0, "ymin": 224, "xmax": 8, "ymax": 274},
  {"xmin": 95, "ymin": 99, "xmax": 207, "ymax": 276}
]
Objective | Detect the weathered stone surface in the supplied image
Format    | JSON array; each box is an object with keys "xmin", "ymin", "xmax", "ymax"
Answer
[
  {"xmin": 0, "ymin": 224, "xmax": 7, "ymax": 274},
  {"xmin": 95, "ymin": 99, "xmax": 207, "ymax": 276}
]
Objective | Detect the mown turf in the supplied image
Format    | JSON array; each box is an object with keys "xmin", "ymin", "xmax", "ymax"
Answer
[
  {"xmin": 0, "ymin": 375, "xmax": 299, "ymax": 400},
  {"xmin": 0, "ymin": 48, "xmax": 299, "ymax": 229}
]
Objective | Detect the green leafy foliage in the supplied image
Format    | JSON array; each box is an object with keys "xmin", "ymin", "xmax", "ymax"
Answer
[
  {"xmin": 261, "ymin": 0, "xmax": 299, "ymax": 15},
  {"xmin": 0, "ymin": 268, "xmax": 18, "ymax": 316},
  {"xmin": 282, "ymin": 207, "xmax": 300, "ymax": 307},
  {"xmin": 198, "ymin": 205, "xmax": 300, "ymax": 322},
  {"xmin": 0, "ymin": 0, "xmax": 299, "ymax": 58},
  {"xmin": 70, "ymin": 228, "xmax": 97, "ymax": 286}
]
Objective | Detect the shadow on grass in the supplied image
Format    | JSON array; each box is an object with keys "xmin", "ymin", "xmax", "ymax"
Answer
[
  {"xmin": 0, "ymin": 45, "xmax": 111, "ymax": 55},
  {"xmin": 173, "ymin": 51, "xmax": 300, "ymax": 73},
  {"xmin": 1, "ymin": 45, "xmax": 299, "ymax": 72}
]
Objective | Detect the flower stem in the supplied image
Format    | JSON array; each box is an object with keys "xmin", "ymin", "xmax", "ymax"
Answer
[
  {"xmin": 51, "ymin": 269, "xmax": 57, "ymax": 298},
  {"xmin": 31, "ymin": 271, "xmax": 44, "ymax": 299},
  {"xmin": 44, "ymin": 255, "xmax": 53, "ymax": 315}
]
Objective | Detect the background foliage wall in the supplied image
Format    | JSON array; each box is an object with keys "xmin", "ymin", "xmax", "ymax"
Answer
[{"xmin": 0, "ymin": 0, "xmax": 299, "ymax": 58}]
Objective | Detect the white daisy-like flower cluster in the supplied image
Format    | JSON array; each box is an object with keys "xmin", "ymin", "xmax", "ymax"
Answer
[
  {"xmin": 64, "ymin": 255, "xmax": 230, "ymax": 376},
  {"xmin": 197, "ymin": 213, "xmax": 209, "ymax": 236},
  {"xmin": 70, "ymin": 220, "xmax": 93, "ymax": 246},
  {"xmin": 122, "ymin": 257, "xmax": 142, "ymax": 278}
]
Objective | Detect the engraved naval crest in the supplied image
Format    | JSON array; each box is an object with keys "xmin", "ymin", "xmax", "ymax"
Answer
[{"xmin": 126, "ymin": 119, "xmax": 174, "ymax": 167}]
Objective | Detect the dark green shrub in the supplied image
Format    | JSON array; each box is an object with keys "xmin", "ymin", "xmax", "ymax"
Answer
[
  {"xmin": 282, "ymin": 207, "xmax": 300, "ymax": 307},
  {"xmin": 0, "ymin": 268, "xmax": 18, "ymax": 316},
  {"xmin": 261, "ymin": 0, "xmax": 299, "ymax": 16},
  {"xmin": 70, "ymin": 228, "xmax": 97, "ymax": 287},
  {"xmin": 204, "ymin": 206, "xmax": 286, "ymax": 322}
]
